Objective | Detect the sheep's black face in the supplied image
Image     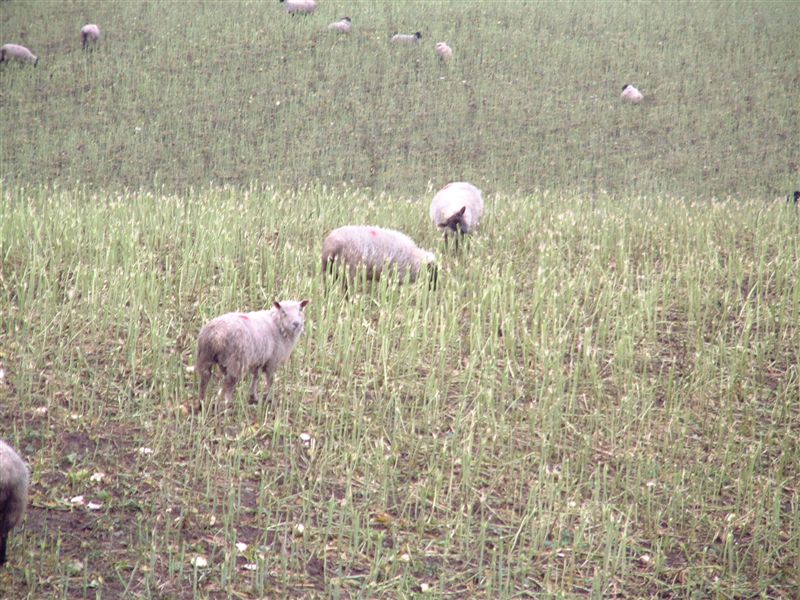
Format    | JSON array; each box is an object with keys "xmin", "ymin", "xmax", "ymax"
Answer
[
  {"xmin": 415, "ymin": 32, "xmax": 422, "ymax": 39},
  {"xmin": 793, "ymin": 191, "xmax": 800, "ymax": 204},
  {"xmin": 622, "ymin": 84, "xmax": 630, "ymax": 91}
]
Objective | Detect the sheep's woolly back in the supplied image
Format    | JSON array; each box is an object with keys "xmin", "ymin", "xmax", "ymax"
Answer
[
  {"xmin": 621, "ymin": 84, "xmax": 643, "ymax": 103},
  {"xmin": 429, "ymin": 182, "xmax": 485, "ymax": 234},
  {"xmin": 280, "ymin": 0, "xmax": 317, "ymax": 14},
  {"xmin": 0, "ymin": 440, "xmax": 29, "ymax": 565},
  {"xmin": 322, "ymin": 226, "xmax": 435, "ymax": 283},
  {"xmin": 391, "ymin": 32, "xmax": 422, "ymax": 44},
  {"xmin": 435, "ymin": 42, "xmax": 453, "ymax": 60},
  {"xmin": 0, "ymin": 44, "xmax": 38, "ymax": 65}
]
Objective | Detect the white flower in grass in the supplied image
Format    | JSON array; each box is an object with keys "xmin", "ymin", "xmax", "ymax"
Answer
[
  {"xmin": 90, "ymin": 472, "xmax": 106, "ymax": 483},
  {"xmin": 293, "ymin": 523, "xmax": 305, "ymax": 535},
  {"xmin": 138, "ymin": 447, "xmax": 154, "ymax": 455},
  {"xmin": 236, "ymin": 542, "xmax": 248, "ymax": 553},
  {"xmin": 420, "ymin": 582, "xmax": 431, "ymax": 592},
  {"xmin": 34, "ymin": 406, "xmax": 47, "ymax": 416},
  {"xmin": 87, "ymin": 501, "xmax": 103, "ymax": 510},
  {"xmin": 191, "ymin": 555, "xmax": 209, "ymax": 568},
  {"xmin": 70, "ymin": 495, "xmax": 85, "ymax": 505},
  {"xmin": 400, "ymin": 553, "xmax": 410, "ymax": 563},
  {"xmin": 242, "ymin": 563, "xmax": 258, "ymax": 571}
]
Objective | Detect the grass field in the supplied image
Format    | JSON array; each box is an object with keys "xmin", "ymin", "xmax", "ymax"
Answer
[
  {"xmin": 1, "ymin": 0, "xmax": 798, "ymax": 198},
  {"xmin": 1, "ymin": 0, "xmax": 799, "ymax": 598}
]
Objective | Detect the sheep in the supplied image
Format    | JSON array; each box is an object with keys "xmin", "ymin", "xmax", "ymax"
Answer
[
  {"xmin": 621, "ymin": 83, "xmax": 644, "ymax": 103},
  {"xmin": 81, "ymin": 24, "xmax": 101, "ymax": 50},
  {"xmin": 196, "ymin": 300, "xmax": 310, "ymax": 409},
  {"xmin": 322, "ymin": 225, "xmax": 436, "ymax": 287},
  {"xmin": 391, "ymin": 32, "xmax": 422, "ymax": 44},
  {"xmin": 429, "ymin": 182, "xmax": 485, "ymax": 243},
  {"xmin": 789, "ymin": 190, "xmax": 800, "ymax": 205},
  {"xmin": 279, "ymin": 0, "xmax": 317, "ymax": 15},
  {"xmin": 435, "ymin": 42, "xmax": 453, "ymax": 61},
  {"xmin": 328, "ymin": 17, "xmax": 351, "ymax": 33},
  {"xmin": 0, "ymin": 440, "xmax": 29, "ymax": 567},
  {"xmin": 0, "ymin": 44, "xmax": 38, "ymax": 66}
]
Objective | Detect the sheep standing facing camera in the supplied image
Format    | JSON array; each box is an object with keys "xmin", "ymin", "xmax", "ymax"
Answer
[
  {"xmin": 280, "ymin": 0, "xmax": 317, "ymax": 15},
  {"xmin": 328, "ymin": 17, "xmax": 351, "ymax": 33},
  {"xmin": 0, "ymin": 44, "xmax": 38, "ymax": 66},
  {"xmin": 430, "ymin": 182, "xmax": 485, "ymax": 241},
  {"xmin": 435, "ymin": 42, "xmax": 453, "ymax": 61},
  {"xmin": 621, "ymin": 84, "xmax": 644, "ymax": 103},
  {"xmin": 196, "ymin": 300, "xmax": 310, "ymax": 410},
  {"xmin": 81, "ymin": 24, "xmax": 101, "ymax": 50},
  {"xmin": 391, "ymin": 32, "xmax": 422, "ymax": 44},
  {"xmin": 322, "ymin": 226, "xmax": 436, "ymax": 286},
  {"xmin": 0, "ymin": 440, "xmax": 29, "ymax": 567}
]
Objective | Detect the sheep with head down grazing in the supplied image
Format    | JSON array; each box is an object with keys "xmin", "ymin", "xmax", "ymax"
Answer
[
  {"xmin": 322, "ymin": 225, "xmax": 436, "ymax": 287},
  {"xmin": 280, "ymin": 0, "xmax": 316, "ymax": 15},
  {"xmin": 430, "ymin": 181, "xmax": 485, "ymax": 241},
  {"xmin": 81, "ymin": 24, "xmax": 101, "ymax": 50},
  {"xmin": 0, "ymin": 440, "xmax": 29, "ymax": 567},
  {"xmin": 0, "ymin": 44, "xmax": 38, "ymax": 66},
  {"xmin": 435, "ymin": 42, "xmax": 453, "ymax": 61},
  {"xmin": 328, "ymin": 17, "xmax": 351, "ymax": 33},
  {"xmin": 621, "ymin": 84, "xmax": 644, "ymax": 103},
  {"xmin": 196, "ymin": 300, "xmax": 309, "ymax": 410},
  {"xmin": 391, "ymin": 32, "xmax": 422, "ymax": 44}
]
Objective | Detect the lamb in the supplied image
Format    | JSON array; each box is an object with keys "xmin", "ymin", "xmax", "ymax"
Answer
[
  {"xmin": 196, "ymin": 300, "xmax": 310, "ymax": 409},
  {"xmin": 429, "ymin": 182, "xmax": 485, "ymax": 240},
  {"xmin": 81, "ymin": 24, "xmax": 101, "ymax": 50},
  {"xmin": 0, "ymin": 44, "xmax": 38, "ymax": 66},
  {"xmin": 621, "ymin": 83, "xmax": 644, "ymax": 103},
  {"xmin": 328, "ymin": 17, "xmax": 351, "ymax": 33},
  {"xmin": 391, "ymin": 32, "xmax": 422, "ymax": 44},
  {"xmin": 0, "ymin": 440, "xmax": 29, "ymax": 567},
  {"xmin": 435, "ymin": 42, "xmax": 453, "ymax": 61},
  {"xmin": 279, "ymin": 0, "xmax": 317, "ymax": 15},
  {"xmin": 322, "ymin": 225, "xmax": 436, "ymax": 286}
]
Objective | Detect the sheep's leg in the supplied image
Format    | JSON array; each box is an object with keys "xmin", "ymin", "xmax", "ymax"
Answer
[
  {"xmin": 249, "ymin": 368, "xmax": 261, "ymax": 404},
  {"xmin": 197, "ymin": 364, "xmax": 213, "ymax": 410},
  {"xmin": 0, "ymin": 532, "xmax": 7, "ymax": 565},
  {"xmin": 222, "ymin": 374, "xmax": 238, "ymax": 404}
]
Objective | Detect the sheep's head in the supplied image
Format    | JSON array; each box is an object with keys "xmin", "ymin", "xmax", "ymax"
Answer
[
  {"xmin": 439, "ymin": 206, "xmax": 467, "ymax": 233},
  {"xmin": 273, "ymin": 299, "xmax": 309, "ymax": 338}
]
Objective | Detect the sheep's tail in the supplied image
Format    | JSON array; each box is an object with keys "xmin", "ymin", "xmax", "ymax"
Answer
[
  {"xmin": 321, "ymin": 238, "xmax": 340, "ymax": 278},
  {"xmin": 196, "ymin": 324, "xmax": 228, "ymax": 370}
]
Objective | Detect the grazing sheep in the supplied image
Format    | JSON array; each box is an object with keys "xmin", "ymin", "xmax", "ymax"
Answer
[
  {"xmin": 0, "ymin": 44, "xmax": 38, "ymax": 66},
  {"xmin": 196, "ymin": 300, "xmax": 310, "ymax": 409},
  {"xmin": 81, "ymin": 24, "xmax": 101, "ymax": 50},
  {"xmin": 435, "ymin": 42, "xmax": 453, "ymax": 61},
  {"xmin": 789, "ymin": 190, "xmax": 800, "ymax": 205},
  {"xmin": 0, "ymin": 440, "xmax": 29, "ymax": 567},
  {"xmin": 322, "ymin": 226, "xmax": 436, "ymax": 286},
  {"xmin": 328, "ymin": 17, "xmax": 351, "ymax": 33},
  {"xmin": 621, "ymin": 83, "xmax": 644, "ymax": 103},
  {"xmin": 391, "ymin": 32, "xmax": 422, "ymax": 44},
  {"xmin": 430, "ymin": 182, "xmax": 485, "ymax": 240},
  {"xmin": 280, "ymin": 0, "xmax": 317, "ymax": 15}
]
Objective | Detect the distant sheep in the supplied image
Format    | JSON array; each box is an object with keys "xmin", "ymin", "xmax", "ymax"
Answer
[
  {"xmin": 430, "ymin": 182, "xmax": 485, "ymax": 239},
  {"xmin": 280, "ymin": 0, "xmax": 317, "ymax": 15},
  {"xmin": 81, "ymin": 24, "xmax": 101, "ymax": 50},
  {"xmin": 391, "ymin": 32, "xmax": 422, "ymax": 44},
  {"xmin": 0, "ymin": 440, "xmax": 29, "ymax": 567},
  {"xmin": 435, "ymin": 42, "xmax": 453, "ymax": 61},
  {"xmin": 322, "ymin": 225, "xmax": 436, "ymax": 286},
  {"xmin": 328, "ymin": 17, "xmax": 351, "ymax": 33},
  {"xmin": 196, "ymin": 300, "xmax": 310, "ymax": 409},
  {"xmin": 621, "ymin": 83, "xmax": 643, "ymax": 103},
  {"xmin": 0, "ymin": 44, "xmax": 38, "ymax": 66}
]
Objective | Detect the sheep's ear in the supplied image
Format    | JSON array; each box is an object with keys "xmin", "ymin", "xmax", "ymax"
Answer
[
  {"xmin": 273, "ymin": 301, "xmax": 282, "ymax": 311},
  {"xmin": 458, "ymin": 206, "xmax": 467, "ymax": 217},
  {"xmin": 300, "ymin": 299, "xmax": 310, "ymax": 309}
]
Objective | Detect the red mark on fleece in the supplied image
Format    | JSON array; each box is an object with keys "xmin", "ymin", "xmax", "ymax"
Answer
[
  {"xmin": 369, "ymin": 229, "xmax": 378, "ymax": 237},
  {"xmin": 239, "ymin": 314, "xmax": 249, "ymax": 320}
]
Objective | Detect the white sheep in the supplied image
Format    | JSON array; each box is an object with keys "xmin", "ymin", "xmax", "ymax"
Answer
[
  {"xmin": 322, "ymin": 225, "xmax": 436, "ymax": 286},
  {"xmin": 391, "ymin": 32, "xmax": 422, "ymax": 44},
  {"xmin": 621, "ymin": 83, "xmax": 644, "ymax": 103},
  {"xmin": 280, "ymin": 0, "xmax": 317, "ymax": 15},
  {"xmin": 196, "ymin": 300, "xmax": 310, "ymax": 409},
  {"xmin": 81, "ymin": 24, "xmax": 101, "ymax": 50},
  {"xmin": 0, "ymin": 44, "xmax": 38, "ymax": 66},
  {"xmin": 435, "ymin": 42, "xmax": 453, "ymax": 61},
  {"xmin": 328, "ymin": 17, "xmax": 351, "ymax": 33},
  {"xmin": 429, "ymin": 182, "xmax": 485, "ymax": 239},
  {"xmin": 0, "ymin": 440, "xmax": 29, "ymax": 567}
]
